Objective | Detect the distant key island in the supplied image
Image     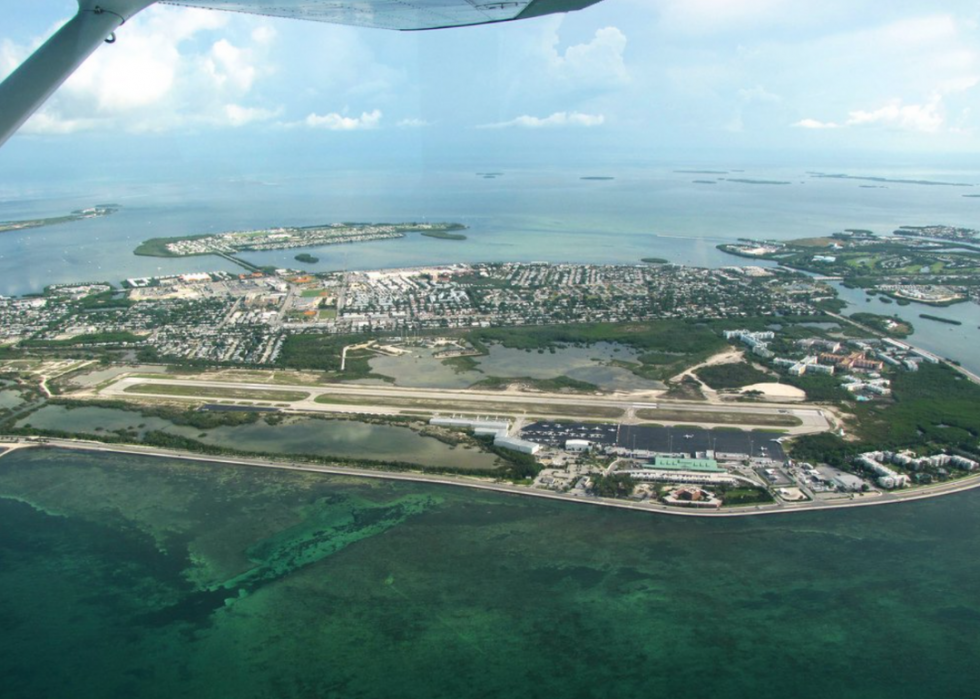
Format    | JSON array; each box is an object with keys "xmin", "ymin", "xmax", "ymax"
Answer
[
  {"xmin": 134, "ymin": 222, "xmax": 468, "ymax": 257},
  {"xmin": 0, "ymin": 205, "xmax": 118, "ymax": 233}
]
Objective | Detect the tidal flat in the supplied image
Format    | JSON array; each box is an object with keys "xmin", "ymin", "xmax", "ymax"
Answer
[
  {"xmin": 364, "ymin": 342, "xmax": 664, "ymax": 391},
  {"xmin": 1, "ymin": 447, "xmax": 978, "ymax": 699},
  {"xmin": 16, "ymin": 405, "xmax": 501, "ymax": 471}
]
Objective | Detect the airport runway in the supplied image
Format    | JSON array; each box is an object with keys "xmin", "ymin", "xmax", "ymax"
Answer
[{"xmin": 100, "ymin": 376, "xmax": 833, "ymax": 434}]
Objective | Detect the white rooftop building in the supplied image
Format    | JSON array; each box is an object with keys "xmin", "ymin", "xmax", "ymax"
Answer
[{"xmin": 429, "ymin": 417, "xmax": 540, "ymax": 455}]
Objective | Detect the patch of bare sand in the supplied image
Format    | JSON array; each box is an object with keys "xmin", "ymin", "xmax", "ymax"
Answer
[{"xmin": 739, "ymin": 382, "xmax": 806, "ymax": 401}]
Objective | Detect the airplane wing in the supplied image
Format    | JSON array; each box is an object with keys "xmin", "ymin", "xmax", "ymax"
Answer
[
  {"xmin": 162, "ymin": 1, "xmax": 605, "ymax": 31},
  {"xmin": 0, "ymin": 0, "xmax": 604, "ymax": 148}
]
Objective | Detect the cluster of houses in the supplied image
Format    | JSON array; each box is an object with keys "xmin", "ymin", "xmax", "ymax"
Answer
[
  {"xmin": 856, "ymin": 450, "xmax": 978, "ymax": 489},
  {"xmin": 724, "ymin": 327, "xmax": 947, "ymax": 402}
]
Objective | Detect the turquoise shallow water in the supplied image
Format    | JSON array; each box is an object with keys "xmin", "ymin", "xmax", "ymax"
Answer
[{"xmin": 1, "ymin": 447, "xmax": 978, "ymax": 699}]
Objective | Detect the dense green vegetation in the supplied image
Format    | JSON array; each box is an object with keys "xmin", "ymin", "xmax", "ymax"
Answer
[
  {"xmin": 441, "ymin": 355, "xmax": 481, "ymax": 373},
  {"xmin": 24, "ymin": 331, "xmax": 143, "ymax": 347},
  {"xmin": 468, "ymin": 321, "xmax": 727, "ymax": 380},
  {"xmin": 641, "ymin": 257, "xmax": 669, "ymax": 264},
  {"xmin": 10, "ymin": 405, "xmax": 526, "ymax": 480},
  {"xmin": 421, "ymin": 231, "xmax": 467, "ymax": 241},
  {"xmin": 49, "ymin": 399, "xmax": 262, "ymax": 429},
  {"xmin": 920, "ymin": 314, "xmax": 962, "ymax": 326},
  {"xmin": 717, "ymin": 487, "xmax": 774, "ymax": 506},
  {"xmin": 44, "ymin": 288, "xmax": 135, "ymax": 311},
  {"xmin": 277, "ymin": 334, "xmax": 389, "ymax": 381},
  {"xmin": 789, "ymin": 433, "xmax": 860, "ymax": 468},
  {"xmin": 469, "ymin": 321, "xmax": 723, "ymax": 355},
  {"xmin": 696, "ymin": 362, "xmax": 771, "ymax": 390},
  {"xmin": 591, "ymin": 473, "xmax": 637, "ymax": 498},
  {"xmin": 294, "ymin": 253, "xmax": 319, "ymax": 264},
  {"xmin": 783, "ymin": 373, "xmax": 849, "ymax": 403},
  {"xmin": 849, "ymin": 312, "xmax": 912, "ymax": 337},
  {"xmin": 134, "ymin": 234, "xmax": 214, "ymax": 257},
  {"xmin": 851, "ymin": 364, "xmax": 980, "ymax": 448},
  {"xmin": 484, "ymin": 444, "xmax": 541, "ymax": 481},
  {"xmin": 791, "ymin": 364, "xmax": 980, "ymax": 465}
]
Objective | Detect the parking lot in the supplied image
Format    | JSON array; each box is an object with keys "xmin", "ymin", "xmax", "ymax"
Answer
[{"xmin": 521, "ymin": 421, "xmax": 787, "ymax": 460}]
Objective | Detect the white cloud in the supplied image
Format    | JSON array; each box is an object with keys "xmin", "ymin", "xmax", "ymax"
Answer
[
  {"xmin": 738, "ymin": 85, "xmax": 781, "ymax": 103},
  {"xmin": 397, "ymin": 118, "xmax": 430, "ymax": 129},
  {"xmin": 302, "ymin": 110, "xmax": 382, "ymax": 130},
  {"xmin": 208, "ymin": 39, "xmax": 256, "ymax": 92},
  {"xmin": 846, "ymin": 99, "xmax": 944, "ymax": 132},
  {"xmin": 545, "ymin": 26, "xmax": 630, "ymax": 87},
  {"xmin": 478, "ymin": 112, "xmax": 605, "ymax": 129},
  {"xmin": 794, "ymin": 118, "xmax": 841, "ymax": 129},
  {"xmin": 796, "ymin": 97, "xmax": 946, "ymax": 133},
  {"xmin": 9, "ymin": 6, "xmax": 281, "ymax": 134},
  {"xmin": 224, "ymin": 104, "xmax": 281, "ymax": 127}
]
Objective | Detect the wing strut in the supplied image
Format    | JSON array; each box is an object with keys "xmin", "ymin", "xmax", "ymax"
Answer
[{"xmin": 0, "ymin": 1, "xmax": 157, "ymax": 148}]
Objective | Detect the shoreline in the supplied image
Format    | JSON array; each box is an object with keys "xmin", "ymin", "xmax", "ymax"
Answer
[{"xmin": 3, "ymin": 437, "xmax": 979, "ymax": 519}]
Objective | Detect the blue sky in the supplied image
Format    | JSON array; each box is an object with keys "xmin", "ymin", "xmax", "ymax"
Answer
[{"xmin": 3, "ymin": 0, "xmax": 980, "ymax": 173}]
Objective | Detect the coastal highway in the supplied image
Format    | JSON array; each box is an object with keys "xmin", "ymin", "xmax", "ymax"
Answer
[
  {"xmin": 5, "ymin": 437, "xmax": 980, "ymax": 519},
  {"xmin": 98, "ymin": 376, "xmax": 834, "ymax": 435}
]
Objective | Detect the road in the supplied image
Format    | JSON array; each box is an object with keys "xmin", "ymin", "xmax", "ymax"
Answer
[
  {"xmin": 98, "ymin": 376, "xmax": 833, "ymax": 434},
  {"xmin": 5, "ymin": 437, "xmax": 979, "ymax": 519}
]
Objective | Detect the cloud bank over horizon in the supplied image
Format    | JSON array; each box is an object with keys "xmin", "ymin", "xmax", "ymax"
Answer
[{"xmin": 2, "ymin": 1, "xmax": 979, "ymax": 155}]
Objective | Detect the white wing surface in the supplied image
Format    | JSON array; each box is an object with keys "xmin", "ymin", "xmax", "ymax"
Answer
[
  {"xmin": 162, "ymin": 0, "xmax": 603, "ymax": 30},
  {"xmin": 0, "ymin": 0, "xmax": 604, "ymax": 148}
]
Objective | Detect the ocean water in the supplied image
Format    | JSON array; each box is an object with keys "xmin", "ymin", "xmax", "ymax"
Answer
[
  {"xmin": 1, "ymin": 447, "xmax": 978, "ymax": 699},
  {"xmin": 832, "ymin": 282, "xmax": 980, "ymax": 371},
  {"xmin": 1, "ymin": 163, "xmax": 979, "ymax": 369}
]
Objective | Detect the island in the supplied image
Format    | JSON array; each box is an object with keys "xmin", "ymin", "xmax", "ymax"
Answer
[
  {"xmin": 919, "ymin": 314, "xmax": 962, "ymax": 326},
  {"xmin": 421, "ymin": 230, "xmax": 467, "ymax": 241},
  {"xmin": 2, "ymin": 255, "xmax": 979, "ymax": 517},
  {"xmin": 580, "ymin": 176, "xmax": 615, "ymax": 181},
  {"xmin": 134, "ymin": 221, "xmax": 468, "ymax": 258},
  {"xmin": 294, "ymin": 253, "xmax": 320, "ymax": 264},
  {"xmin": 718, "ymin": 227, "xmax": 980, "ymax": 306},
  {"xmin": 894, "ymin": 224, "xmax": 979, "ymax": 244},
  {"xmin": 0, "ymin": 205, "xmax": 118, "ymax": 233},
  {"xmin": 808, "ymin": 172, "xmax": 975, "ymax": 187},
  {"xmin": 641, "ymin": 257, "xmax": 669, "ymax": 264},
  {"xmin": 723, "ymin": 178, "xmax": 792, "ymax": 185},
  {"xmin": 848, "ymin": 312, "xmax": 913, "ymax": 337}
]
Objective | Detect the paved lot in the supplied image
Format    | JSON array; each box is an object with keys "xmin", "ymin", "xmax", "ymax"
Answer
[{"xmin": 521, "ymin": 421, "xmax": 787, "ymax": 460}]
